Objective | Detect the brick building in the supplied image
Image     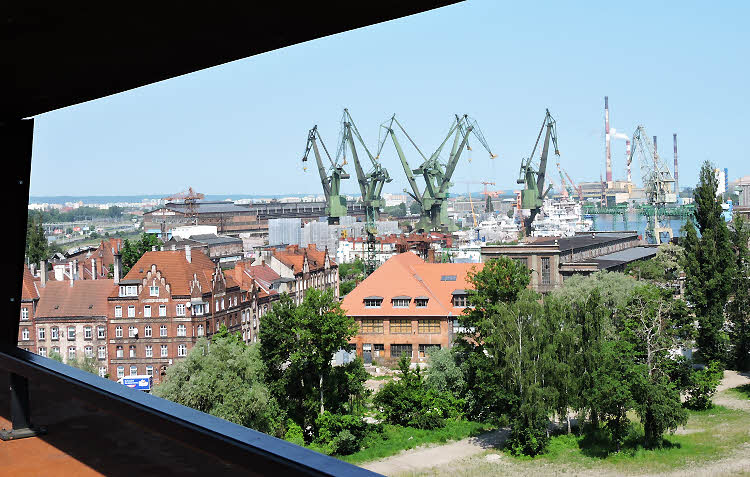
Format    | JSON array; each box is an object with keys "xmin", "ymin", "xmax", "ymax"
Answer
[
  {"xmin": 229, "ymin": 261, "xmax": 287, "ymax": 344},
  {"xmin": 164, "ymin": 233, "xmax": 244, "ymax": 264},
  {"xmin": 107, "ymin": 246, "xmax": 246, "ymax": 383},
  {"xmin": 254, "ymin": 244, "xmax": 339, "ymax": 305},
  {"xmin": 341, "ymin": 252, "xmax": 482, "ymax": 365},
  {"xmin": 143, "ymin": 202, "xmax": 265, "ymax": 238},
  {"xmin": 50, "ymin": 238, "xmax": 123, "ymax": 281},
  {"xmin": 18, "ymin": 266, "xmax": 40, "ymax": 351}
]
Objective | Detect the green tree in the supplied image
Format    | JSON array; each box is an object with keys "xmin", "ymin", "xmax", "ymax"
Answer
[
  {"xmin": 120, "ymin": 233, "xmax": 161, "ymax": 275},
  {"xmin": 683, "ymin": 161, "xmax": 735, "ymax": 364},
  {"xmin": 425, "ymin": 347, "xmax": 465, "ymax": 396},
  {"xmin": 409, "ymin": 201, "xmax": 421, "ymax": 215},
  {"xmin": 26, "ymin": 213, "xmax": 49, "ymax": 265},
  {"xmin": 154, "ymin": 330, "xmax": 283, "ymax": 436},
  {"xmin": 485, "ymin": 195, "xmax": 494, "ymax": 213},
  {"xmin": 729, "ymin": 214, "xmax": 750, "ymax": 370}
]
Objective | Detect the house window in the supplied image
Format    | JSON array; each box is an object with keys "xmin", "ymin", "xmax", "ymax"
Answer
[
  {"xmin": 514, "ymin": 257, "xmax": 529, "ymax": 269},
  {"xmin": 215, "ymin": 300, "xmax": 219, "ymax": 311},
  {"xmin": 145, "ymin": 345, "xmax": 153, "ymax": 358},
  {"xmin": 390, "ymin": 344, "xmax": 413, "ymax": 358},
  {"xmin": 373, "ymin": 344, "xmax": 385, "ymax": 357},
  {"xmin": 98, "ymin": 346, "xmax": 106, "ymax": 359},
  {"xmin": 161, "ymin": 345, "xmax": 168, "ymax": 357},
  {"xmin": 130, "ymin": 366, "xmax": 138, "ymax": 376},
  {"xmin": 129, "ymin": 346, "xmax": 136, "ymax": 358},
  {"xmin": 128, "ymin": 305, "xmax": 135, "ymax": 317},
  {"xmin": 115, "ymin": 326, "xmax": 123, "ymax": 338},
  {"xmin": 37, "ymin": 327, "xmax": 45, "ymax": 340},
  {"xmin": 541, "ymin": 257, "xmax": 551, "ymax": 285},
  {"xmin": 178, "ymin": 344, "xmax": 187, "ymax": 357},
  {"xmin": 222, "ymin": 298, "xmax": 225, "ymax": 310},
  {"xmin": 52, "ymin": 346, "xmax": 60, "ymax": 355},
  {"xmin": 159, "ymin": 305, "xmax": 167, "ymax": 317},
  {"xmin": 117, "ymin": 366, "xmax": 124, "ymax": 378},
  {"xmin": 97, "ymin": 326, "xmax": 106, "ymax": 339},
  {"xmin": 114, "ymin": 306, "xmax": 122, "ymax": 317},
  {"xmin": 84, "ymin": 326, "xmax": 92, "ymax": 339},
  {"xmin": 392, "ymin": 298, "xmax": 411, "ymax": 308},
  {"xmin": 68, "ymin": 347, "xmax": 76, "ymax": 360},
  {"xmin": 418, "ymin": 319, "xmax": 440, "ymax": 334},
  {"xmin": 144, "ymin": 325, "xmax": 152, "ymax": 337},
  {"xmin": 193, "ymin": 304, "xmax": 204, "ymax": 316},
  {"xmin": 149, "ymin": 286, "xmax": 159, "ymax": 297},
  {"xmin": 51, "ymin": 326, "xmax": 59, "ymax": 340},
  {"xmin": 177, "ymin": 324, "xmax": 186, "ymax": 337},
  {"xmin": 364, "ymin": 298, "xmax": 383, "ymax": 308},
  {"xmin": 160, "ymin": 325, "xmax": 167, "ymax": 337},
  {"xmin": 419, "ymin": 344, "xmax": 441, "ymax": 358},
  {"xmin": 128, "ymin": 326, "xmax": 137, "ymax": 338},
  {"xmin": 85, "ymin": 346, "xmax": 93, "ymax": 358},
  {"xmin": 452, "ymin": 295, "xmax": 467, "ymax": 307},
  {"xmin": 176, "ymin": 303, "xmax": 185, "ymax": 316},
  {"xmin": 21, "ymin": 307, "xmax": 29, "ymax": 320},
  {"xmin": 360, "ymin": 319, "xmax": 383, "ymax": 334},
  {"xmin": 68, "ymin": 326, "xmax": 76, "ymax": 340},
  {"xmin": 144, "ymin": 305, "xmax": 151, "ymax": 318},
  {"xmin": 119, "ymin": 285, "xmax": 138, "ymax": 297},
  {"xmin": 116, "ymin": 346, "xmax": 123, "ymax": 358},
  {"xmin": 146, "ymin": 366, "xmax": 154, "ymax": 377},
  {"xmin": 415, "ymin": 298, "xmax": 429, "ymax": 308},
  {"xmin": 197, "ymin": 324, "xmax": 204, "ymax": 336},
  {"xmin": 38, "ymin": 347, "xmax": 47, "ymax": 357},
  {"xmin": 389, "ymin": 319, "xmax": 411, "ymax": 334},
  {"xmin": 99, "ymin": 367, "xmax": 107, "ymax": 377}
]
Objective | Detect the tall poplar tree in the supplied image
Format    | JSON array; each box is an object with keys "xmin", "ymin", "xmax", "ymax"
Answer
[
  {"xmin": 729, "ymin": 214, "xmax": 750, "ymax": 370},
  {"xmin": 683, "ymin": 161, "xmax": 735, "ymax": 364}
]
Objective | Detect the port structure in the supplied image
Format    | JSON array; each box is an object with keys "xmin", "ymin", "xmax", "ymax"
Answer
[
  {"xmin": 517, "ymin": 109, "xmax": 560, "ymax": 236},
  {"xmin": 302, "ymin": 125, "xmax": 350, "ymax": 225},
  {"xmin": 340, "ymin": 108, "xmax": 392, "ymax": 276},
  {"xmin": 628, "ymin": 125, "xmax": 677, "ymax": 244},
  {"xmin": 379, "ymin": 113, "xmax": 496, "ymax": 233}
]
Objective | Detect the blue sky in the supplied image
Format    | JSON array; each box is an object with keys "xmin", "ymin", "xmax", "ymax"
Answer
[{"xmin": 29, "ymin": 1, "xmax": 749, "ymax": 197}]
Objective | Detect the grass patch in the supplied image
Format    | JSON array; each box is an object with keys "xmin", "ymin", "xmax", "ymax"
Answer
[
  {"xmin": 727, "ymin": 383, "xmax": 750, "ymax": 400},
  {"xmin": 507, "ymin": 406, "xmax": 750, "ymax": 473},
  {"xmin": 340, "ymin": 420, "xmax": 490, "ymax": 465}
]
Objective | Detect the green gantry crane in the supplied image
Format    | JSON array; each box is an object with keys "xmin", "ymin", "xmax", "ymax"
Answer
[
  {"xmin": 379, "ymin": 114, "xmax": 496, "ymax": 233},
  {"xmin": 302, "ymin": 125, "xmax": 349, "ymax": 225},
  {"xmin": 340, "ymin": 109, "xmax": 392, "ymax": 275},
  {"xmin": 517, "ymin": 109, "xmax": 560, "ymax": 235}
]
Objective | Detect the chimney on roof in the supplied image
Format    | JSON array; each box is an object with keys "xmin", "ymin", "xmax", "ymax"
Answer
[
  {"xmin": 78, "ymin": 260, "xmax": 85, "ymax": 281},
  {"xmin": 185, "ymin": 245, "xmax": 192, "ymax": 264},
  {"xmin": 171, "ymin": 244, "xmax": 176, "ymax": 251},
  {"xmin": 40, "ymin": 260, "xmax": 47, "ymax": 288},
  {"xmin": 113, "ymin": 254, "xmax": 122, "ymax": 285},
  {"xmin": 69, "ymin": 262, "xmax": 74, "ymax": 287},
  {"xmin": 160, "ymin": 245, "xmax": 164, "ymax": 251},
  {"xmin": 30, "ymin": 263, "xmax": 36, "ymax": 277},
  {"xmin": 152, "ymin": 246, "xmax": 157, "ymax": 251},
  {"xmin": 91, "ymin": 258, "xmax": 97, "ymax": 280}
]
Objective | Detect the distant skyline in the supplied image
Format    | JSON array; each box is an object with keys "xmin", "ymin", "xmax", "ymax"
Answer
[{"xmin": 29, "ymin": 1, "xmax": 749, "ymax": 197}]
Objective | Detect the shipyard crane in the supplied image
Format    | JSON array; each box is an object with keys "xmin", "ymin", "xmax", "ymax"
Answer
[
  {"xmin": 517, "ymin": 109, "xmax": 560, "ymax": 235},
  {"xmin": 555, "ymin": 162, "xmax": 570, "ymax": 200},
  {"xmin": 163, "ymin": 187, "xmax": 205, "ymax": 226},
  {"xmin": 628, "ymin": 125, "xmax": 677, "ymax": 243},
  {"xmin": 378, "ymin": 114, "xmax": 496, "ymax": 232},
  {"xmin": 302, "ymin": 125, "xmax": 349, "ymax": 225},
  {"xmin": 340, "ymin": 109, "xmax": 392, "ymax": 275},
  {"xmin": 561, "ymin": 167, "xmax": 583, "ymax": 202}
]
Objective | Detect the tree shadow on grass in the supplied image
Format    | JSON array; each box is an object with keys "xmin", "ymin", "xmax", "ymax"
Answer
[{"xmin": 577, "ymin": 425, "xmax": 681, "ymax": 459}]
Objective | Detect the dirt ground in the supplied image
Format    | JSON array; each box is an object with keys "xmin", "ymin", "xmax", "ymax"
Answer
[{"xmin": 361, "ymin": 371, "xmax": 750, "ymax": 477}]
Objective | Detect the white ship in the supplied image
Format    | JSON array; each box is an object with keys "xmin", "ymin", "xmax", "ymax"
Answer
[
  {"xmin": 474, "ymin": 214, "xmax": 522, "ymax": 243},
  {"xmin": 531, "ymin": 199, "xmax": 593, "ymax": 237}
]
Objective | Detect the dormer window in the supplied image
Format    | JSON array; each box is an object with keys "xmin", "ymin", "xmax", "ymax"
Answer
[
  {"xmin": 452, "ymin": 289, "xmax": 468, "ymax": 307},
  {"xmin": 415, "ymin": 297, "xmax": 429, "ymax": 308},
  {"xmin": 119, "ymin": 285, "xmax": 138, "ymax": 297},
  {"xmin": 364, "ymin": 296, "xmax": 383, "ymax": 308},
  {"xmin": 391, "ymin": 296, "xmax": 411, "ymax": 308}
]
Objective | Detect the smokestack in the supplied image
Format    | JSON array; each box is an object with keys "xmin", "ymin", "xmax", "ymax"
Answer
[
  {"xmin": 40, "ymin": 260, "xmax": 47, "ymax": 288},
  {"xmin": 91, "ymin": 258, "xmax": 97, "ymax": 280},
  {"xmin": 113, "ymin": 254, "xmax": 122, "ymax": 285},
  {"xmin": 673, "ymin": 134, "xmax": 679, "ymax": 195},
  {"xmin": 626, "ymin": 140, "xmax": 632, "ymax": 182},
  {"xmin": 605, "ymin": 96, "xmax": 612, "ymax": 184},
  {"xmin": 185, "ymin": 245, "xmax": 192, "ymax": 264}
]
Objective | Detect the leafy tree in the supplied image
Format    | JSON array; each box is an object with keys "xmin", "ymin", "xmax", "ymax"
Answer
[
  {"xmin": 339, "ymin": 280, "xmax": 356, "ymax": 296},
  {"xmin": 485, "ymin": 195, "xmax": 494, "ymax": 213},
  {"xmin": 154, "ymin": 330, "xmax": 283, "ymax": 436},
  {"xmin": 26, "ymin": 212, "xmax": 49, "ymax": 265},
  {"xmin": 409, "ymin": 201, "xmax": 421, "ymax": 215},
  {"xmin": 120, "ymin": 233, "xmax": 161, "ymax": 275},
  {"xmin": 338, "ymin": 259, "xmax": 364, "ymax": 281},
  {"xmin": 683, "ymin": 161, "xmax": 735, "ymax": 364},
  {"xmin": 683, "ymin": 361, "xmax": 723, "ymax": 410},
  {"xmin": 425, "ymin": 347, "xmax": 465, "ymax": 396},
  {"xmin": 728, "ymin": 214, "xmax": 750, "ymax": 370}
]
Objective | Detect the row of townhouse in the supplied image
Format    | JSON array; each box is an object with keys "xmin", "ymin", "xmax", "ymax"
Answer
[{"xmin": 19, "ymin": 244, "xmax": 339, "ymax": 385}]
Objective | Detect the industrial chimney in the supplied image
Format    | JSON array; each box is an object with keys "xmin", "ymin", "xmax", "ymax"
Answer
[
  {"xmin": 673, "ymin": 134, "xmax": 679, "ymax": 196},
  {"xmin": 626, "ymin": 140, "xmax": 632, "ymax": 183},
  {"xmin": 605, "ymin": 96, "xmax": 612, "ymax": 184}
]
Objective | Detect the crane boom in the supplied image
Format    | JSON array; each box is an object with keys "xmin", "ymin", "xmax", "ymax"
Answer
[{"xmin": 302, "ymin": 125, "xmax": 349, "ymax": 223}]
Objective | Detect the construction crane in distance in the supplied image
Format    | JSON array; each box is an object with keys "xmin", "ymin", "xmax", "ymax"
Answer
[
  {"xmin": 379, "ymin": 113, "xmax": 497, "ymax": 233},
  {"xmin": 561, "ymin": 167, "xmax": 583, "ymax": 202},
  {"xmin": 163, "ymin": 187, "xmax": 205, "ymax": 225},
  {"xmin": 340, "ymin": 108, "xmax": 392, "ymax": 276},
  {"xmin": 555, "ymin": 162, "xmax": 570, "ymax": 200},
  {"xmin": 517, "ymin": 109, "xmax": 560, "ymax": 235},
  {"xmin": 302, "ymin": 125, "xmax": 350, "ymax": 225}
]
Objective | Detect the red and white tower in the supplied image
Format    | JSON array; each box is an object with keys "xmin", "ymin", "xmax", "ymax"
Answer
[{"xmin": 605, "ymin": 96, "xmax": 612, "ymax": 185}]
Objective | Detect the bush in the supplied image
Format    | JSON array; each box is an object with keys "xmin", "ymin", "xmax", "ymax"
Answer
[
  {"xmin": 284, "ymin": 419, "xmax": 305, "ymax": 446},
  {"xmin": 507, "ymin": 415, "xmax": 549, "ymax": 457},
  {"xmin": 332, "ymin": 429, "xmax": 359, "ymax": 455},
  {"xmin": 314, "ymin": 412, "xmax": 369, "ymax": 455},
  {"xmin": 684, "ymin": 361, "xmax": 723, "ymax": 410}
]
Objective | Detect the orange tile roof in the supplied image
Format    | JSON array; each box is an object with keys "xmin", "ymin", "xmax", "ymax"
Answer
[
  {"xmin": 273, "ymin": 244, "xmax": 336, "ymax": 274},
  {"xmin": 36, "ymin": 279, "xmax": 116, "ymax": 318},
  {"xmin": 117, "ymin": 249, "xmax": 220, "ymax": 297},
  {"xmin": 22, "ymin": 265, "xmax": 39, "ymax": 301},
  {"xmin": 341, "ymin": 252, "xmax": 481, "ymax": 317}
]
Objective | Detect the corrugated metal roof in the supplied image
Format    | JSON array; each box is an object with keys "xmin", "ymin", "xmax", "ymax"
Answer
[{"xmin": 591, "ymin": 246, "xmax": 658, "ymax": 269}]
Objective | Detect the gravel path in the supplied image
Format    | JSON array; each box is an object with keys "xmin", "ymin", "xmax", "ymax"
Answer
[{"xmin": 713, "ymin": 370, "xmax": 750, "ymax": 411}]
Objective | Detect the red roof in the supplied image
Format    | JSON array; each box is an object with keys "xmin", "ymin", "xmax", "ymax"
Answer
[
  {"xmin": 231, "ymin": 261, "xmax": 281, "ymax": 298},
  {"xmin": 36, "ymin": 279, "xmax": 115, "ymax": 318},
  {"xmin": 22, "ymin": 266, "xmax": 39, "ymax": 301},
  {"xmin": 273, "ymin": 244, "xmax": 335, "ymax": 274},
  {"xmin": 341, "ymin": 252, "xmax": 481, "ymax": 317}
]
